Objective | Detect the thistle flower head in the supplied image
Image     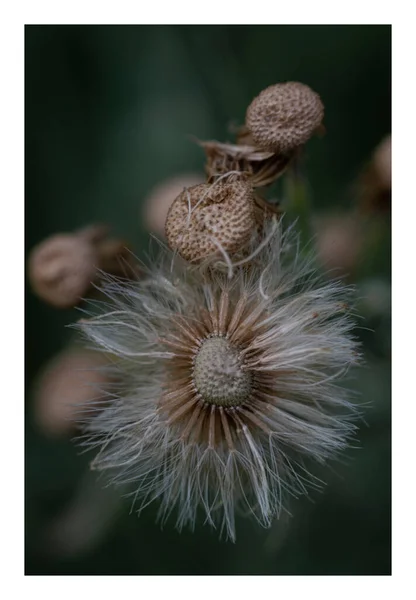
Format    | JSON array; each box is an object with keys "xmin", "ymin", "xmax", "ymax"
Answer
[{"xmin": 77, "ymin": 222, "xmax": 360, "ymax": 541}]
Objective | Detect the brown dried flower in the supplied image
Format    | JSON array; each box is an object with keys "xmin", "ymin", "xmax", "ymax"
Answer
[
  {"xmin": 199, "ymin": 139, "xmax": 291, "ymax": 188},
  {"xmin": 165, "ymin": 179, "xmax": 256, "ymax": 263},
  {"xmin": 28, "ymin": 225, "xmax": 133, "ymax": 308},
  {"xmin": 246, "ymin": 82, "xmax": 324, "ymax": 154}
]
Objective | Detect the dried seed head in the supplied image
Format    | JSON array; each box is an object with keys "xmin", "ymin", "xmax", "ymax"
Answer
[
  {"xmin": 165, "ymin": 180, "xmax": 256, "ymax": 263},
  {"xmin": 246, "ymin": 82, "xmax": 324, "ymax": 154},
  {"xmin": 76, "ymin": 221, "xmax": 361, "ymax": 541}
]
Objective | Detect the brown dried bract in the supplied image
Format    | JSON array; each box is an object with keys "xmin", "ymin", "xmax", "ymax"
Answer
[
  {"xmin": 246, "ymin": 82, "xmax": 324, "ymax": 154},
  {"xmin": 165, "ymin": 180, "xmax": 257, "ymax": 263},
  {"xmin": 199, "ymin": 139, "xmax": 292, "ymax": 188}
]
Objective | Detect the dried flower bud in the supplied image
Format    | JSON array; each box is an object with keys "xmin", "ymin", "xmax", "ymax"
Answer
[
  {"xmin": 28, "ymin": 225, "xmax": 133, "ymax": 308},
  {"xmin": 165, "ymin": 180, "xmax": 256, "ymax": 263},
  {"xmin": 246, "ymin": 82, "xmax": 324, "ymax": 154},
  {"xmin": 33, "ymin": 348, "xmax": 111, "ymax": 437},
  {"xmin": 142, "ymin": 174, "xmax": 204, "ymax": 238}
]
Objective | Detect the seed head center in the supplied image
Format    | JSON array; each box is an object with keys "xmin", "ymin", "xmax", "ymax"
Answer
[{"xmin": 193, "ymin": 336, "xmax": 251, "ymax": 407}]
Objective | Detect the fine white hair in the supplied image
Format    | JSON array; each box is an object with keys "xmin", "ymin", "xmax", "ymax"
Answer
[{"xmin": 76, "ymin": 221, "xmax": 361, "ymax": 541}]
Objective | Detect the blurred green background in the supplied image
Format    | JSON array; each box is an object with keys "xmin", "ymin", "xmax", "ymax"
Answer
[{"xmin": 25, "ymin": 25, "xmax": 391, "ymax": 575}]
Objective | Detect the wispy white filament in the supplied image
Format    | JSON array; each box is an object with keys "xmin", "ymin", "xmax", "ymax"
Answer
[{"xmin": 76, "ymin": 222, "xmax": 361, "ymax": 541}]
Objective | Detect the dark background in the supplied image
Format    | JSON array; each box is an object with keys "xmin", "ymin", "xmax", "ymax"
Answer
[{"xmin": 25, "ymin": 25, "xmax": 391, "ymax": 575}]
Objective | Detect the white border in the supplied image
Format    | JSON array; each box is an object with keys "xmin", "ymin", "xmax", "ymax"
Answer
[{"xmin": 1, "ymin": 6, "xmax": 404, "ymax": 596}]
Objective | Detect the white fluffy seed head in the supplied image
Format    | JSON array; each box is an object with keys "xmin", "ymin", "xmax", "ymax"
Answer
[{"xmin": 76, "ymin": 221, "xmax": 361, "ymax": 541}]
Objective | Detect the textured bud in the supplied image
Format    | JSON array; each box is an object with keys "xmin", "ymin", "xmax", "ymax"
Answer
[
  {"xmin": 193, "ymin": 337, "xmax": 252, "ymax": 407},
  {"xmin": 246, "ymin": 82, "xmax": 324, "ymax": 154},
  {"xmin": 165, "ymin": 180, "xmax": 256, "ymax": 263}
]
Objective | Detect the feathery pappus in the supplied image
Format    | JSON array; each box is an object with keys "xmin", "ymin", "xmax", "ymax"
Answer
[{"xmin": 76, "ymin": 221, "xmax": 360, "ymax": 541}]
